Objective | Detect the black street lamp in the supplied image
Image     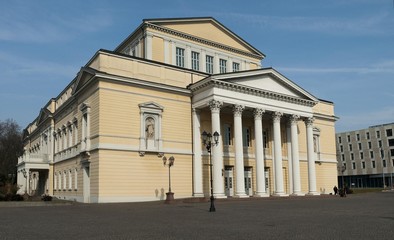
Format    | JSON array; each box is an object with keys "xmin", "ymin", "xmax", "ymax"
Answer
[
  {"xmin": 163, "ymin": 156, "xmax": 175, "ymax": 203},
  {"xmin": 201, "ymin": 130, "xmax": 220, "ymax": 212}
]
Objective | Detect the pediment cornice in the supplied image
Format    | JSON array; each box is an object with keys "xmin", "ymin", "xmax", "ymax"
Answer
[
  {"xmin": 189, "ymin": 78, "xmax": 317, "ymax": 107},
  {"xmin": 145, "ymin": 22, "xmax": 263, "ymax": 60}
]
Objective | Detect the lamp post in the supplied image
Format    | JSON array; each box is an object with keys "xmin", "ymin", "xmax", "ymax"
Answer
[
  {"xmin": 163, "ymin": 156, "xmax": 175, "ymax": 203},
  {"xmin": 201, "ymin": 130, "xmax": 220, "ymax": 212}
]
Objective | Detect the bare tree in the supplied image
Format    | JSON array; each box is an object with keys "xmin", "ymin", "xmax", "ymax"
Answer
[{"xmin": 0, "ymin": 119, "xmax": 23, "ymax": 183}]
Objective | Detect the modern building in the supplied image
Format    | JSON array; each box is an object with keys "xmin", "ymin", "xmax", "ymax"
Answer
[
  {"xmin": 16, "ymin": 17, "xmax": 338, "ymax": 203},
  {"xmin": 336, "ymin": 123, "xmax": 394, "ymax": 188}
]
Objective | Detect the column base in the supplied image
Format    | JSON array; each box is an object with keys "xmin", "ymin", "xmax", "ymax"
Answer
[
  {"xmin": 234, "ymin": 193, "xmax": 249, "ymax": 198},
  {"xmin": 213, "ymin": 193, "xmax": 227, "ymax": 199},
  {"xmin": 290, "ymin": 192, "xmax": 305, "ymax": 196},
  {"xmin": 254, "ymin": 192, "xmax": 270, "ymax": 198},
  {"xmin": 306, "ymin": 191, "xmax": 320, "ymax": 196},
  {"xmin": 272, "ymin": 192, "xmax": 289, "ymax": 197},
  {"xmin": 193, "ymin": 193, "xmax": 205, "ymax": 198}
]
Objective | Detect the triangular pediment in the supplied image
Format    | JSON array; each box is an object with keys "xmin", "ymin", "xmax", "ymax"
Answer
[
  {"xmin": 138, "ymin": 101, "xmax": 164, "ymax": 110},
  {"xmin": 72, "ymin": 67, "xmax": 97, "ymax": 95},
  {"xmin": 144, "ymin": 17, "xmax": 264, "ymax": 58},
  {"xmin": 214, "ymin": 68, "xmax": 318, "ymax": 102},
  {"xmin": 36, "ymin": 108, "xmax": 52, "ymax": 125}
]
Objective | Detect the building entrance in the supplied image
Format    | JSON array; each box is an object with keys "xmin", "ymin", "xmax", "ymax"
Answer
[{"xmin": 224, "ymin": 166, "xmax": 234, "ymax": 197}]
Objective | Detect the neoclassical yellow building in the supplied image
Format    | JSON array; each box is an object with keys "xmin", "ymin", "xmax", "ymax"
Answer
[{"xmin": 17, "ymin": 17, "xmax": 337, "ymax": 203}]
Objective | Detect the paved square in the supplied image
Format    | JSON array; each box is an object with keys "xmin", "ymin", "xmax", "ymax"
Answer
[{"xmin": 1, "ymin": 192, "xmax": 393, "ymax": 239}]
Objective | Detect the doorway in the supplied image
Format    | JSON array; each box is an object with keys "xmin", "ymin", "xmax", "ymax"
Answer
[
  {"xmin": 83, "ymin": 166, "xmax": 90, "ymax": 203},
  {"xmin": 224, "ymin": 166, "xmax": 234, "ymax": 197},
  {"xmin": 244, "ymin": 168, "xmax": 253, "ymax": 196}
]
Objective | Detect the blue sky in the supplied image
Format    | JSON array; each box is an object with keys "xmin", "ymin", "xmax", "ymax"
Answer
[{"xmin": 0, "ymin": 0, "xmax": 393, "ymax": 132}]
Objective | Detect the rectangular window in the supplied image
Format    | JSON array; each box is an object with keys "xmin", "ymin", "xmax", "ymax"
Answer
[
  {"xmin": 242, "ymin": 127, "xmax": 250, "ymax": 147},
  {"xmin": 176, "ymin": 47, "xmax": 185, "ymax": 67},
  {"xmin": 68, "ymin": 170, "xmax": 72, "ymax": 190},
  {"xmin": 358, "ymin": 143, "xmax": 362, "ymax": 150},
  {"xmin": 388, "ymin": 139, "xmax": 394, "ymax": 146},
  {"xmin": 63, "ymin": 172, "xmax": 66, "ymax": 190},
  {"xmin": 349, "ymin": 144, "xmax": 352, "ymax": 151},
  {"xmin": 366, "ymin": 132, "xmax": 370, "ymax": 140},
  {"xmin": 58, "ymin": 172, "xmax": 61, "ymax": 190},
  {"xmin": 362, "ymin": 162, "xmax": 365, "ymax": 169},
  {"xmin": 386, "ymin": 129, "xmax": 393, "ymax": 137},
  {"xmin": 380, "ymin": 149, "xmax": 384, "ymax": 158},
  {"xmin": 74, "ymin": 169, "xmax": 78, "ymax": 190},
  {"xmin": 219, "ymin": 59, "xmax": 227, "ymax": 73},
  {"xmin": 54, "ymin": 174, "xmax": 57, "ymax": 191},
  {"xmin": 370, "ymin": 151, "xmax": 374, "ymax": 158},
  {"xmin": 206, "ymin": 55, "xmax": 214, "ymax": 74},
  {"xmin": 360, "ymin": 152, "xmax": 364, "ymax": 159},
  {"xmin": 368, "ymin": 142, "xmax": 372, "ymax": 149},
  {"xmin": 340, "ymin": 145, "xmax": 343, "ymax": 152},
  {"xmin": 356, "ymin": 134, "xmax": 360, "ymax": 141},
  {"xmin": 376, "ymin": 130, "xmax": 380, "ymax": 138},
  {"xmin": 347, "ymin": 135, "xmax": 350, "ymax": 142},
  {"xmin": 351, "ymin": 153, "xmax": 354, "ymax": 160},
  {"xmin": 352, "ymin": 162, "xmax": 356, "ymax": 169},
  {"xmin": 383, "ymin": 159, "xmax": 386, "ymax": 168},
  {"xmin": 391, "ymin": 149, "xmax": 394, "ymax": 157},
  {"xmin": 232, "ymin": 62, "xmax": 240, "ymax": 72},
  {"xmin": 341, "ymin": 154, "xmax": 345, "ymax": 161},
  {"xmin": 191, "ymin": 51, "xmax": 200, "ymax": 71},
  {"xmin": 338, "ymin": 136, "xmax": 342, "ymax": 144},
  {"xmin": 372, "ymin": 161, "xmax": 376, "ymax": 168},
  {"xmin": 378, "ymin": 140, "xmax": 382, "ymax": 148},
  {"xmin": 223, "ymin": 124, "xmax": 232, "ymax": 146}
]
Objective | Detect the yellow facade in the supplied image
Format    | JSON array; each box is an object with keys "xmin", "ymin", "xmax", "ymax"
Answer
[{"xmin": 17, "ymin": 17, "xmax": 337, "ymax": 203}]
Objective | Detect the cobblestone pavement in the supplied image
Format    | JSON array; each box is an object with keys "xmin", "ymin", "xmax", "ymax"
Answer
[{"xmin": 1, "ymin": 192, "xmax": 393, "ymax": 240}]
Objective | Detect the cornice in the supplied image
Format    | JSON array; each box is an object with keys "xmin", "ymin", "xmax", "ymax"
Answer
[
  {"xmin": 145, "ymin": 23, "xmax": 263, "ymax": 60},
  {"xmin": 190, "ymin": 79, "xmax": 317, "ymax": 107}
]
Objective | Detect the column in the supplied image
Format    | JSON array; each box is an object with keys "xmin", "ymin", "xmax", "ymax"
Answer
[
  {"xmin": 86, "ymin": 107, "xmax": 91, "ymax": 150},
  {"xmin": 286, "ymin": 121, "xmax": 293, "ymax": 194},
  {"xmin": 26, "ymin": 169, "xmax": 30, "ymax": 195},
  {"xmin": 145, "ymin": 33, "xmax": 153, "ymax": 60},
  {"xmin": 201, "ymin": 50, "xmax": 206, "ymax": 73},
  {"xmin": 164, "ymin": 39, "xmax": 170, "ymax": 64},
  {"xmin": 233, "ymin": 105, "xmax": 247, "ymax": 197},
  {"xmin": 192, "ymin": 108, "xmax": 204, "ymax": 197},
  {"xmin": 209, "ymin": 100, "xmax": 225, "ymax": 198},
  {"xmin": 290, "ymin": 115, "xmax": 304, "ymax": 196},
  {"xmin": 305, "ymin": 117, "xmax": 319, "ymax": 195},
  {"xmin": 272, "ymin": 112, "xmax": 287, "ymax": 196},
  {"xmin": 254, "ymin": 108, "xmax": 269, "ymax": 197}
]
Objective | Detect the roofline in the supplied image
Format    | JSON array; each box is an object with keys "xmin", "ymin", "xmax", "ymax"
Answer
[
  {"xmin": 115, "ymin": 17, "xmax": 265, "ymax": 59},
  {"xmin": 143, "ymin": 16, "xmax": 265, "ymax": 58}
]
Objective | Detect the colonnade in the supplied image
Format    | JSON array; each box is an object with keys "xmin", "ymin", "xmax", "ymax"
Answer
[{"xmin": 192, "ymin": 100, "xmax": 319, "ymax": 198}]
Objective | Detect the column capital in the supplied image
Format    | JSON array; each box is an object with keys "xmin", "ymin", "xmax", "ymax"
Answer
[
  {"xmin": 208, "ymin": 100, "xmax": 223, "ymax": 113},
  {"xmin": 233, "ymin": 104, "xmax": 244, "ymax": 117},
  {"xmin": 289, "ymin": 114, "xmax": 300, "ymax": 125},
  {"xmin": 253, "ymin": 108, "xmax": 265, "ymax": 120},
  {"xmin": 304, "ymin": 117, "xmax": 314, "ymax": 127},
  {"xmin": 272, "ymin": 111, "xmax": 283, "ymax": 123}
]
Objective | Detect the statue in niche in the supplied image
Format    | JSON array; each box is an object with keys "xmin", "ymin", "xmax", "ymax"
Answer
[{"xmin": 145, "ymin": 117, "xmax": 155, "ymax": 140}]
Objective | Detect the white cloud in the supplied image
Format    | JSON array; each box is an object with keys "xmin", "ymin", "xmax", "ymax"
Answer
[
  {"xmin": 0, "ymin": 52, "xmax": 77, "ymax": 80},
  {"xmin": 0, "ymin": 2, "xmax": 112, "ymax": 43},
  {"xmin": 221, "ymin": 11, "xmax": 394, "ymax": 36}
]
